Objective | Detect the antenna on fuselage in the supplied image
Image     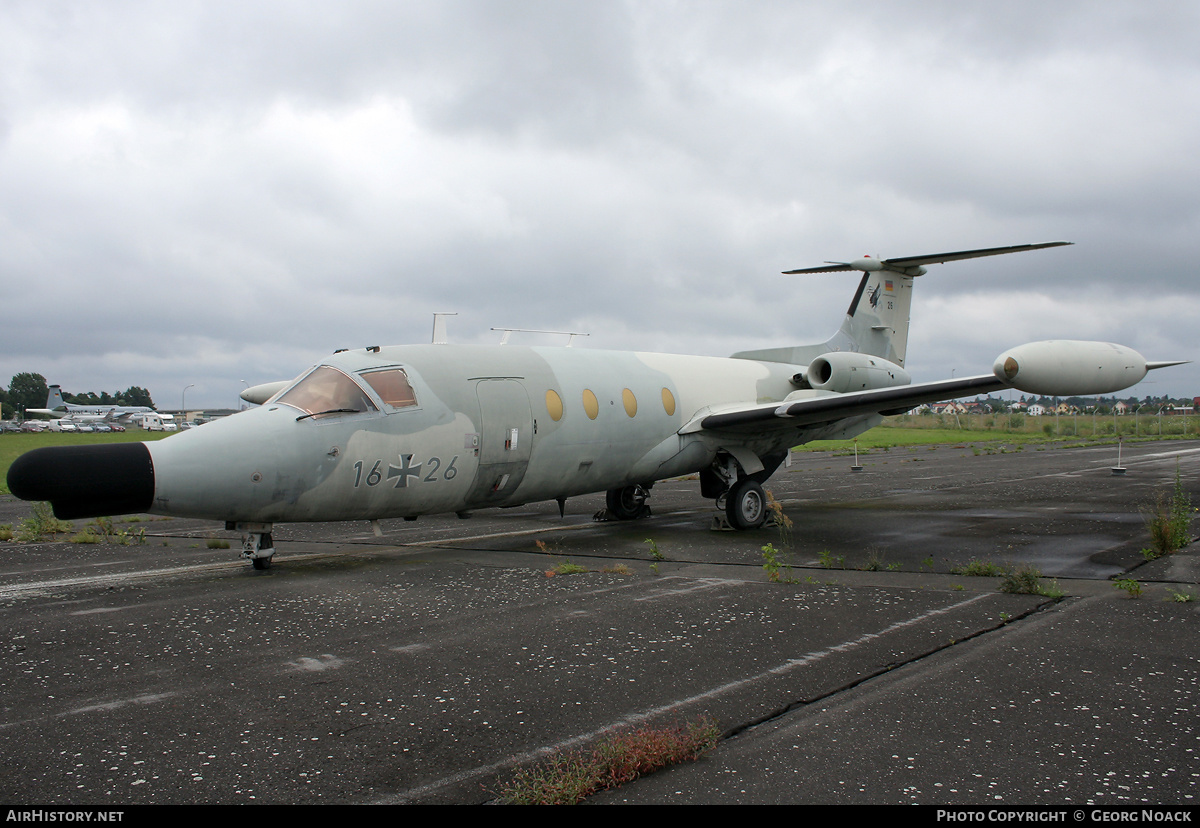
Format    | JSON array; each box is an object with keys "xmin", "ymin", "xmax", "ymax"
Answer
[
  {"xmin": 431, "ymin": 312, "xmax": 457, "ymax": 344},
  {"xmin": 491, "ymin": 328, "xmax": 591, "ymax": 347}
]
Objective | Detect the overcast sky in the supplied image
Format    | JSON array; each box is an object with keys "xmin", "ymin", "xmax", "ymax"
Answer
[{"xmin": 2, "ymin": 0, "xmax": 1198, "ymax": 410}]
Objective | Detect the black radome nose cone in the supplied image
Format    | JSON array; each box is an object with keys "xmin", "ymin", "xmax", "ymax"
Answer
[{"xmin": 7, "ymin": 443, "xmax": 155, "ymax": 520}]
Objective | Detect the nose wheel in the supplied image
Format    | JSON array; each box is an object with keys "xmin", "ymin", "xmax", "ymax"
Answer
[{"xmin": 235, "ymin": 523, "xmax": 275, "ymax": 570}]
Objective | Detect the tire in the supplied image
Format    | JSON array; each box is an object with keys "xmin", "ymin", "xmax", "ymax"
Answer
[
  {"xmin": 725, "ymin": 478, "xmax": 766, "ymax": 530},
  {"xmin": 606, "ymin": 486, "xmax": 647, "ymax": 520},
  {"xmin": 251, "ymin": 556, "xmax": 272, "ymax": 570}
]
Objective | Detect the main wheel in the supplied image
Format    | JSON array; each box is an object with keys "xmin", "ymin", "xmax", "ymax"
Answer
[
  {"xmin": 725, "ymin": 478, "xmax": 766, "ymax": 530},
  {"xmin": 606, "ymin": 485, "xmax": 648, "ymax": 520}
]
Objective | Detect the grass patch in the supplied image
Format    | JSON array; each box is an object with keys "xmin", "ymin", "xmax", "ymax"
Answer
[
  {"xmin": 206, "ymin": 537, "xmax": 231, "ymax": 549},
  {"xmin": 798, "ymin": 425, "xmax": 1049, "ymax": 452},
  {"xmin": 495, "ymin": 717, "xmax": 720, "ymax": 804},
  {"xmin": 796, "ymin": 413, "xmax": 1199, "ymax": 454},
  {"xmin": 1, "ymin": 431, "xmax": 172, "ymax": 495}
]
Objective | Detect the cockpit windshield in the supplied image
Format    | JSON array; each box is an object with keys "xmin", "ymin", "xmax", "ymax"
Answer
[{"xmin": 276, "ymin": 366, "xmax": 377, "ymax": 420}]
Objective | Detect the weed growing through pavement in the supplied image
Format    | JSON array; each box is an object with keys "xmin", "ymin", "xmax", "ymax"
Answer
[
  {"xmin": 860, "ymin": 546, "xmax": 888, "ymax": 571},
  {"xmin": 761, "ymin": 543, "xmax": 797, "ymax": 583},
  {"xmin": 765, "ymin": 490, "xmax": 793, "ymax": 547},
  {"xmin": 82, "ymin": 516, "xmax": 148, "ymax": 546},
  {"xmin": 644, "ymin": 538, "xmax": 664, "ymax": 561},
  {"xmin": 1143, "ymin": 463, "xmax": 1194, "ymax": 558},
  {"xmin": 17, "ymin": 502, "xmax": 72, "ymax": 541},
  {"xmin": 495, "ymin": 717, "xmax": 720, "ymax": 805},
  {"xmin": 546, "ymin": 560, "xmax": 588, "ymax": 576},
  {"xmin": 1114, "ymin": 577, "xmax": 1143, "ymax": 599},
  {"xmin": 817, "ymin": 549, "xmax": 844, "ymax": 569},
  {"xmin": 999, "ymin": 565, "xmax": 1064, "ymax": 599},
  {"xmin": 951, "ymin": 560, "xmax": 1007, "ymax": 577}
]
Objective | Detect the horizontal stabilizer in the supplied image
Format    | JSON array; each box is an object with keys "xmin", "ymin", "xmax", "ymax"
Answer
[{"xmin": 784, "ymin": 241, "xmax": 1072, "ymax": 275}]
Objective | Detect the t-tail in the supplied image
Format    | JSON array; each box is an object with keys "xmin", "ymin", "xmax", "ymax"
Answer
[
  {"xmin": 46, "ymin": 385, "xmax": 67, "ymax": 412},
  {"xmin": 732, "ymin": 241, "xmax": 1072, "ymax": 368}
]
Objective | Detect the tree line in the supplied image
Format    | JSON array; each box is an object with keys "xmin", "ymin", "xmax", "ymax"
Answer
[{"xmin": 0, "ymin": 372, "xmax": 156, "ymax": 419}]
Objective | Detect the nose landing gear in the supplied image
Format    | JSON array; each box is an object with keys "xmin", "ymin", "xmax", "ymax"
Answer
[{"xmin": 232, "ymin": 522, "xmax": 275, "ymax": 570}]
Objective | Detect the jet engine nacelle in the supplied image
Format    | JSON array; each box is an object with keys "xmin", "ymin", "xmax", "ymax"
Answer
[
  {"xmin": 993, "ymin": 340, "xmax": 1149, "ymax": 396},
  {"xmin": 805, "ymin": 352, "xmax": 911, "ymax": 393}
]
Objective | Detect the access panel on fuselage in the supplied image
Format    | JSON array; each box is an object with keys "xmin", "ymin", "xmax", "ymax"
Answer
[{"xmin": 466, "ymin": 379, "xmax": 534, "ymax": 506}]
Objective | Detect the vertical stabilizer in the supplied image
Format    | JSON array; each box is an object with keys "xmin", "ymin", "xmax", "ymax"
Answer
[
  {"xmin": 823, "ymin": 271, "xmax": 916, "ymax": 365},
  {"xmin": 46, "ymin": 385, "xmax": 67, "ymax": 412},
  {"xmin": 732, "ymin": 242, "xmax": 1070, "ymax": 368}
]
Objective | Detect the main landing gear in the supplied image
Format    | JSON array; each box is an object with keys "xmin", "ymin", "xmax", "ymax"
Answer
[
  {"xmin": 602, "ymin": 484, "xmax": 653, "ymax": 521},
  {"xmin": 703, "ymin": 450, "xmax": 787, "ymax": 531},
  {"xmin": 722, "ymin": 477, "xmax": 766, "ymax": 530}
]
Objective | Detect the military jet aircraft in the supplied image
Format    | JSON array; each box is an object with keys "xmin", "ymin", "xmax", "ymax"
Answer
[
  {"xmin": 7, "ymin": 242, "xmax": 1185, "ymax": 569},
  {"xmin": 25, "ymin": 385, "xmax": 155, "ymax": 423}
]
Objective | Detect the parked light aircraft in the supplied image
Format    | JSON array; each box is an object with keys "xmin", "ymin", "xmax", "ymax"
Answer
[
  {"xmin": 7, "ymin": 242, "xmax": 1185, "ymax": 569},
  {"xmin": 25, "ymin": 385, "xmax": 155, "ymax": 423}
]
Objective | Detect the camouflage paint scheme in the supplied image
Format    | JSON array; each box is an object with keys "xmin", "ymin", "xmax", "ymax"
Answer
[
  {"xmin": 9, "ymin": 242, "xmax": 1183, "ymax": 567},
  {"xmin": 149, "ymin": 255, "xmax": 921, "ymax": 525},
  {"xmin": 149, "ymin": 344, "xmax": 824, "ymax": 523}
]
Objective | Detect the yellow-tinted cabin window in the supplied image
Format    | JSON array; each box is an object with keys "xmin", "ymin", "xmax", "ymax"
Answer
[
  {"xmin": 622, "ymin": 388, "xmax": 637, "ymax": 418},
  {"xmin": 546, "ymin": 389, "xmax": 564, "ymax": 421},
  {"xmin": 582, "ymin": 389, "xmax": 599, "ymax": 420},
  {"xmin": 661, "ymin": 387, "xmax": 676, "ymax": 416}
]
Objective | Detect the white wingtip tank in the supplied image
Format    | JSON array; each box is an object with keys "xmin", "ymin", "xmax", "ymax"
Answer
[{"xmin": 993, "ymin": 340, "xmax": 1150, "ymax": 396}]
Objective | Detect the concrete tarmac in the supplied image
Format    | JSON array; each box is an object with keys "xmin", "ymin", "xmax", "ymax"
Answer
[{"xmin": 0, "ymin": 438, "xmax": 1197, "ymax": 805}]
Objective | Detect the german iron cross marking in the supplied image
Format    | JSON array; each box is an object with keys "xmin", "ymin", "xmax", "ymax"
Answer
[{"xmin": 388, "ymin": 454, "xmax": 422, "ymax": 487}]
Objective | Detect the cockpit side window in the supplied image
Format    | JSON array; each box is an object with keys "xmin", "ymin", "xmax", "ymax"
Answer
[
  {"xmin": 360, "ymin": 368, "xmax": 418, "ymax": 411},
  {"xmin": 276, "ymin": 366, "xmax": 377, "ymax": 419}
]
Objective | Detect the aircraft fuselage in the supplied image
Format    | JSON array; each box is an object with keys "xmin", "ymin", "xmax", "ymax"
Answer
[{"xmin": 147, "ymin": 344, "xmax": 852, "ymax": 523}]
